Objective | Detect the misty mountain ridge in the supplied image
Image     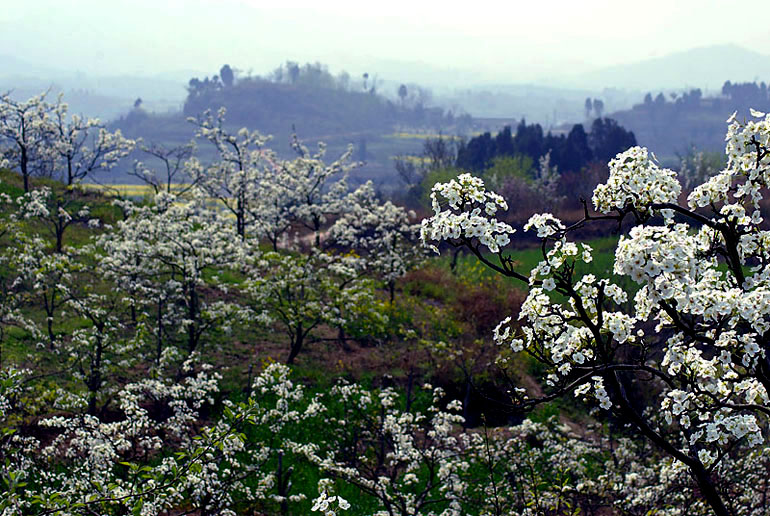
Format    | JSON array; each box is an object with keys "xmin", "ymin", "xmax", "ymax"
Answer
[
  {"xmin": 566, "ymin": 44, "xmax": 770, "ymax": 91},
  {"xmin": 0, "ymin": 54, "xmax": 196, "ymax": 119},
  {"xmin": 3, "ymin": 44, "xmax": 769, "ymax": 124}
]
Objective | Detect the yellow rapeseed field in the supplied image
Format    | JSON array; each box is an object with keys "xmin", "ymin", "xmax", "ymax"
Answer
[{"xmin": 78, "ymin": 183, "xmax": 192, "ymax": 197}]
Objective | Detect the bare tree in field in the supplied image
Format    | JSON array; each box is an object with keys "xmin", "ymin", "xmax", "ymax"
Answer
[{"xmin": 129, "ymin": 140, "xmax": 197, "ymax": 195}]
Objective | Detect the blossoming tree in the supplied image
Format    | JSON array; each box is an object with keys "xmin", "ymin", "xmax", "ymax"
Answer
[
  {"xmin": 0, "ymin": 92, "xmax": 58, "ymax": 192},
  {"xmin": 245, "ymin": 251, "xmax": 383, "ymax": 364},
  {"xmin": 128, "ymin": 139, "xmax": 198, "ymax": 195},
  {"xmin": 98, "ymin": 194, "xmax": 247, "ymax": 357},
  {"xmin": 421, "ymin": 110, "xmax": 770, "ymax": 516},
  {"xmin": 328, "ymin": 182, "xmax": 424, "ymax": 303},
  {"xmin": 189, "ymin": 107, "xmax": 274, "ymax": 239},
  {"xmin": 14, "ymin": 186, "xmax": 95, "ymax": 253},
  {"xmin": 50, "ymin": 97, "xmax": 135, "ymax": 186}
]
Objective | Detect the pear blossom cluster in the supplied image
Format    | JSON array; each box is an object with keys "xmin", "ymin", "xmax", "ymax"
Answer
[
  {"xmin": 189, "ymin": 108, "xmax": 359, "ymax": 245},
  {"xmin": 50, "ymin": 97, "xmax": 135, "ymax": 185},
  {"xmin": 685, "ymin": 109, "xmax": 770, "ymax": 229},
  {"xmin": 311, "ymin": 482, "xmax": 351, "ymax": 515},
  {"xmin": 4, "ymin": 352, "xmax": 770, "ymax": 514},
  {"xmin": 189, "ymin": 107, "xmax": 275, "ymax": 238},
  {"xmin": 14, "ymin": 186, "xmax": 96, "ymax": 252},
  {"xmin": 420, "ymin": 173, "xmax": 515, "ymax": 253},
  {"xmin": 592, "ymin": 145, "xmax": 681, "ymax": 214},
  {"xmin": 97, "ymin": 194, "xmax": 250, "ymax": 356},
  {"xmin": 0, "ymin": 92, "xmax": 60, "ymax": 191},
  {"xmin": 0, "ymin": 361, "xmax": 311, "ymax": 515},
  {"xmin": 293, "ymin": 378, "xmax": 616, "ymax": 516}
]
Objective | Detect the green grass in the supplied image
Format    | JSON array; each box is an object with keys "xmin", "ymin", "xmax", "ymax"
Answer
[
  {"xmin": 0, "ymin": 176, "xmax": 24, "ymax": 199},
  {"xmin": 441, "ymin": 236, "xmax": 619, "ymax": 290}
]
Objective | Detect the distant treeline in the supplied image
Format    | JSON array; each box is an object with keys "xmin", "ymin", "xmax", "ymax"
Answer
[
  {"xmin": 393, "ymin": 117, "xmax": 637, "ymax": 220},
  {"xmin": 636, "ymin": 81, "xmax": 770, "ymax": 116},
  {"xmin": 456, "ymin": 117, "xmax": 636, "ymax": 174},
  {"xmin": 610, "ymin": 80, "xmax": 770, "ymax": 159}
]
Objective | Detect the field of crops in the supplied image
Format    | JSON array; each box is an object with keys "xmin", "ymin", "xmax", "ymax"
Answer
[{"xmin": 77, "ymin": 183, "xmax": 192, "ymax": 198}]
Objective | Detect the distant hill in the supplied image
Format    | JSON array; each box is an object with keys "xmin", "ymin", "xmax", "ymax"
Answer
[
  {"xmin": 106, "ymin": 63, "xmax": 474, "ymax": 192},
  {"xmin": 184, "ymin": 77, "xmax": 399, "ymax": 138},
  {"xmin": 112, "ymin": 64, "xmax": 469, "ymax": 153},
  {"xmin": 180, "ymin": 64, "xmax": 468, "ymax": 140},
  {"xmin": 570, "ymin": 45, "xmax": 770, "ymax": 91}
]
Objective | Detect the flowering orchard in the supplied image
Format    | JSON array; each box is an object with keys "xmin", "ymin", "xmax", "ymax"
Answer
[{"xmin": 2, "ymin": 89, "xmax": 769, "ymax": 515}]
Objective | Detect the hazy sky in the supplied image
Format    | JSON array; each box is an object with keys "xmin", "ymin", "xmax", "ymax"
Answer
[{"xmin": 2, "ymin": 0, "xmax": 769, "ymax": 82}]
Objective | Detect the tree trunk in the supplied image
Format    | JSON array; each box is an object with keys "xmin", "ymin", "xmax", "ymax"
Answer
[
  {"xmin": 46, "ymin": 317, "xmax": 56, "ymax": 349},
  {"xmin": 56, "ymin": 226, "xmax": 64, "ymax": 254},
  {"xmin": 338, "ymin": 326, "xmax": 351, "ymax": 352},
  {"xmin": 156, "ymin": 299, "xmax": 164, "ymax": 364},
  {"xmin": 44, "ymin": 292, "xmax": 55, "ymax": 349},
  {"xmin": 237, "ymin": 192, "xmax": 245, "ymax": 239},
  {"xmin": 87, "ymin": 339, "xmax": 104, "ymax": 416},
  {"xmin": 377, "ymin": 405, "xmax": 386, "ymax": 469},
  {"xmin": 405, "ymin": 367, "xmax": 414, "ymax": 412},
  {"xmin": 450, "ymin": 247, "xmax": 461, "ymax": 274},
  {"xmin": 47, "ymin": 315, "xmax": 55, "ymax": 349},
  {"xmin": 690, "ymin": 465, "xmax": 732, "ymax": 516},
  {"xmin": 55, "ymin": 201, "xmax": 65, "ymax": 253},
  {"xmin": 245, "ymin": 363, "xmax": 254, "ymax": 397},
  {"xmin": 187, "ymin": 285, "xmax": 198, "ymax": 354},
  {"xmin": 462, "ymin": 379, "xmax": 473, "ymax": 428},
  {"xmin": 277, "ymin": 451, "xmax": 291, "ymax": 515},
  {"xmin": 87, "ymin": 390, "xmax": 98, "ymax": 417},
  {"xmin": 313, "ymin": 217, "xmax": 321, "ymax": 248},
  {"xmin": 286, "ymin": 328, "xmax": 303, "ymax": 365},
  {"xmin": 21, "ymin": 146, "xmax": 29, "ymax": 192}
]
